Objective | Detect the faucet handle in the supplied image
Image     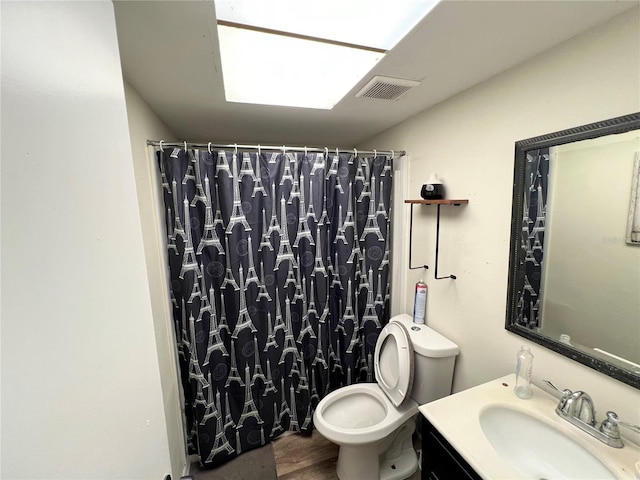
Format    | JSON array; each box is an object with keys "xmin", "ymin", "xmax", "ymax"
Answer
[
  {"xmin": 601, "ymin": 411, "xmax": 640, "ymax": 438},
  {"xmin": 543, "ymin": 380, "xmax": 574, "ymax": 414},
  {"xmin": 543, "ymin": 379, "xmax": 572, "ymax": 397}
]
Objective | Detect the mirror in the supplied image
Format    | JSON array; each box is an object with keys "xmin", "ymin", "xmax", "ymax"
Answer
[{"xmin": 506, "ymin": 113, "xmax": 640, "ymax": 389}]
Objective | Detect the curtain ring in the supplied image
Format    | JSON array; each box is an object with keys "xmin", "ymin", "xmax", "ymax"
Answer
[
  {"xmin": 159, "ymin": 140, "xmax": 165, "ymax": 152},
  {"xmin": 304, "ymin": 146, "xmax": 308, "ymax": 155},
  {"xmin": 324, "ymin": 147, "xmax": 328, "ymax": 157},
  {"xmin": 391, "ymin": 150, "xmax": 395, "ymax": 159},
  {"xmin": 335, "ymin": 148, "xmax": 339, "ymax": 157},
  {"xmin": 353, "ymin": 148, "xmax": 357, "ymax": 158},
  {"xmin": 258, "ymin": 144, "xmax": 261, "ymax": 156},
  {"xmin": 282, "ymin": 145, "xmax": 286, "ymax": 154},
  {"xmin": 208, "ymin": 142, "xmax": 212, "ymax": 154},
  {"xmin": 234, "ymin": 143, "xmax": 238, "ymax": 155},
  {"xmin": 184, "ymin": 141, "xmax": 188, "ymax": 151},
  {"xmin": 374, "ymin": 149, "xmax": 377, "ymax": 158}
]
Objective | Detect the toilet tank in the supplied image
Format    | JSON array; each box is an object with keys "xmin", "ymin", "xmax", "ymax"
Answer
[{"xmin": 392, "ymin": 313, "xmax": 459, "ymax": 405}]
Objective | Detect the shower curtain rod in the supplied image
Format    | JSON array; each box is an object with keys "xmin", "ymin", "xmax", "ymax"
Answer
[{"xmin": 146, "ymin": 140, "xmax": 406, "ymax": 158}]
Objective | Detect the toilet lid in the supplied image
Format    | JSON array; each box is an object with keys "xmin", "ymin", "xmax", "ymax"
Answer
[{"xmin": 374, "ymin": 321, "xmax": 414, "ymax": 407}]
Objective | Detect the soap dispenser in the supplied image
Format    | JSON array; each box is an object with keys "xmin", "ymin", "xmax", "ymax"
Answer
[{"xmin": 514, "ymin": 346, "xmax": 533, "ymax": 399}]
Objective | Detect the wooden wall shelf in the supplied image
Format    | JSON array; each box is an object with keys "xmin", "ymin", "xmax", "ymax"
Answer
[{"xmin": 404, "ymin": 199, "xmax": 469, "ymax": 205}]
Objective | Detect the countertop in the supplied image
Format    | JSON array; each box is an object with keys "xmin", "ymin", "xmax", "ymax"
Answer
[{"xmin": 419, "ymin": 374, "xmax": 640, "ymax": 479}]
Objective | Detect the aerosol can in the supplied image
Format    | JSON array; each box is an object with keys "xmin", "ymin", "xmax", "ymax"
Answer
[{"xmin": 413, "ymin": 279, "xmax": 428, "ymax": 324}]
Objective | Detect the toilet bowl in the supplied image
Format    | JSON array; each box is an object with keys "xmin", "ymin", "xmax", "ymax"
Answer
[
  {"xmin": 313, "ymin": 313, "xmax": 459, "ymax": 480},
  {"xmin": 314, "ymin": 383, "xmax": 419, "ymax": 480},
  {"xmin": 314, "ymin": 382, "xmax": 419, "ymax": 445}
]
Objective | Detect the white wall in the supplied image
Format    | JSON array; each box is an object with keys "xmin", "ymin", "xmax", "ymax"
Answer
[
  {"xmin": 1, "ymin": 2, "xmax": 172, "ymax": 478},
  {"xmin": 365, "ymin": 8, "xmax": 640, "ymax": 425},
  {"xmin": 122, "ymin": 81, "xmax": 186, "ymax": 479}
]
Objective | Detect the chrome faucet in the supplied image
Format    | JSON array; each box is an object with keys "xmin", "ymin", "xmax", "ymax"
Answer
[
  {"xmin": 561, "ymin": 390, "xmax": 597, "ymax": 426},
  {"xmin": 544, "ymin": 380, "xmax": 640, "ymax": 448}
]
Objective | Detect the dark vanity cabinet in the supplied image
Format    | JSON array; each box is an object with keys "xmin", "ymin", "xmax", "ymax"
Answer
[{"xmin": 421, "ymin": 417, "xmax": 482, "ymax": 480}]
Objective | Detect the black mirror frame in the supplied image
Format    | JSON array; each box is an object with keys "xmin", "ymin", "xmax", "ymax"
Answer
[{"xmin": 506, "ymin": 112, "xmax": 640, "ymax": 389}]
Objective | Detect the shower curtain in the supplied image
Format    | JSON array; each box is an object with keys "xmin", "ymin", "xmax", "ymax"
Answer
[
  {"xmin": 157, "ymin": 146, "xmax": 393, "ymax": 467},
  {"xmin": 518, "ymin": 147, "xmax": 549, "ymax": 329}
]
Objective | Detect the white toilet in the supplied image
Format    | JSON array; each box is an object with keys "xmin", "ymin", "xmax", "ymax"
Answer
[{"xmin": 313, "ymin": 313, "xmax": 459, "ymax": 480}]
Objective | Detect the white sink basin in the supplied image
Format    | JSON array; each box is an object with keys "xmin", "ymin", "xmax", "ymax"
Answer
[
  {"xmin": 480, "ymin": 406, "xmax": 617, "ymax": 480},
  {"xmin": 420, "ymin": 376, "xmax": 640, "ymax": 479}
]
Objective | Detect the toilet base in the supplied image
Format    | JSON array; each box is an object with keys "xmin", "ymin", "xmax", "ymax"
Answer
[
  {"xmin": 336, "ymin": 444, "xmax": 381, "ymax": 480},
  {"xmin": 380, "ymin": 447, "xmax": 418, "ymax": 480},
  {"xmin": 335, "ymin": 419, "xmax": 418, "ymax": 480}
]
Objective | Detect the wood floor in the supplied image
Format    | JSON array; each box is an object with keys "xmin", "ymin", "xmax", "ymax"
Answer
[
  {"xmin": 190, "ymin": 429, "xmax": 422, "ymax": 480},
  {"xmin": 272, "ymin": 431, "xmax": 421, "ymax": 480},
  {"xmin": 273, "ymin": 431, "xmax": 340, "ymax": 480}
]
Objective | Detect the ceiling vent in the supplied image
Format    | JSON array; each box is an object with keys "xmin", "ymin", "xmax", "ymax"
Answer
[{"xmin": 355, "ymin": 75, "xmax": 421, "ymax": 101}]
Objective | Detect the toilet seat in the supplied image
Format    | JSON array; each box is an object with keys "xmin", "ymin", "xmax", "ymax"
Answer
[{"xmin": 374, "ymin": 321, "xmax": 414, "ymax": 407}]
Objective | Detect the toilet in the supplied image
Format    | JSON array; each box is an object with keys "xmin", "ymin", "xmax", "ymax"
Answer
[{"xmin": 313, "ymin": 313, "xmax": 459, "ymax": 480}]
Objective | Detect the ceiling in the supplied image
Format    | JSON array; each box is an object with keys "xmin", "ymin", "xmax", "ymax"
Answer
[{"xmin": 113, "ymin": 0, "xmax": 636, "ymax": 147}]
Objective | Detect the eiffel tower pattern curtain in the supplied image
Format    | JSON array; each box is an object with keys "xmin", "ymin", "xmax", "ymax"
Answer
[
  {"xmin": 517, "ymin": 147, "xmax": 549, "ymax": 329},
  {"xmin": 157, "ymin": 147, "xmax": 393, "ymax": 467}
]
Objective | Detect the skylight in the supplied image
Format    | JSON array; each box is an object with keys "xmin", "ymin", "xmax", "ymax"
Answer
[{"xmin": 214, "ymin": 0, "xmax": 439, "ymax": 109}]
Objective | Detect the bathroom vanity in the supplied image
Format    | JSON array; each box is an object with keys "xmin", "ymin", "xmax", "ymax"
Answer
[
  {"xmin": 419, "ymin": 375, "xmax": 640, "ymax": 479},
  {"xmin": 421, "ymin": 417, "xmax": 481, "ymax": 480}
]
